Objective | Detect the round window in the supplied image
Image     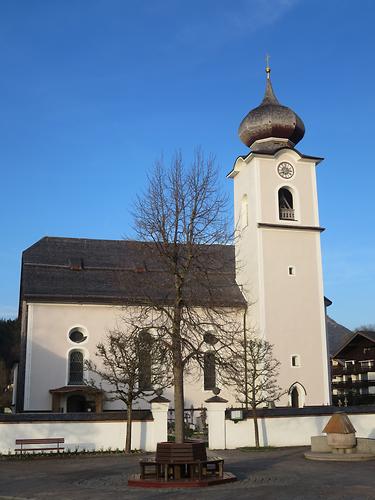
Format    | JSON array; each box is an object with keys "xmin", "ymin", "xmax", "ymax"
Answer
[{"xmin": 69, "ymin": 329, "xmax": 87, "ymax": 343}]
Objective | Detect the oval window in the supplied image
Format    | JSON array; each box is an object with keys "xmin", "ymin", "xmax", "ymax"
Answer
[{"xmin": 69, "ymin": 329, "xmax": 87, "ymax": 344}]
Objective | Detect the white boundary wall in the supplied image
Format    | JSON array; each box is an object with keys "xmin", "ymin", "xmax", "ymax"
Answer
[
  {"xmin": 0, "ymin": 402, "xmax": 168, "ymax": 455},
  {"xmin": 206, "ymin": 403, "xmax": 375, "ymax": 449}
]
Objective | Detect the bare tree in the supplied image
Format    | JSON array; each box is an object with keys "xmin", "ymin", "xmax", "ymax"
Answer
[
  {"xmin": 131, "ymin": 150, "xmax": 242, "ymax": 443},
  {"xmin": 86, "ymin": 326, "xmax": 171, "ymax": 453},
  {"xmin": 223, "ymin": 335, "xmax": 285, "ymax": 448},
  {"xmin": 354, "ymin": 324, "xmax": 375, "ymax": 332}
]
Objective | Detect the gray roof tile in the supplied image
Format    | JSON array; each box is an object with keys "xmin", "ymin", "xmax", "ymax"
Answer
[{"xmin": 21, "ymin": 237, "xmax": 246, "ymax": 308}]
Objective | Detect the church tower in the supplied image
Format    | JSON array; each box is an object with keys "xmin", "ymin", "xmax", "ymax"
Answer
[{"xmin": 229, "ymin": 65, "xmax": 331, "ymax": 407}]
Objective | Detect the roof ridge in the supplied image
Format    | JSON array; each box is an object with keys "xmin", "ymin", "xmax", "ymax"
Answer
[{"xmin": 25, "ymin": 237, "xmax": 235, "ymax": 250}]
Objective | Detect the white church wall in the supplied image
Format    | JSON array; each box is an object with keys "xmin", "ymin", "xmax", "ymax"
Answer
[
  {"xmin": 261, "ymin": 228, "xmax": 329, "ymax": 405},
  {"xmin": 23, "ymin": 302, "xmax": 241, "ymax": 412},
  {"xmin": 232, "ymin": 157, "xmax": 262, "ymax": 331},
  {"xmin": 233, "ymin": 157, "xmax": 260, "ymax": 294},
  {"xmin": 24, "ymin": 302, "xmax": 125, "ymax": 411},
  {"xmin": 258, "ymin": 151, "xmax": 319, "ymax": 227},
  {"xmin": 230, "ymin": 149, "xmax": 330, "ymax": 408}
]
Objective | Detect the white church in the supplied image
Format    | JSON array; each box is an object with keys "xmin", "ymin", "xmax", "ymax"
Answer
[{"xmin": 16, "ymin": 67, "xmax": 331, "ymax": 415}]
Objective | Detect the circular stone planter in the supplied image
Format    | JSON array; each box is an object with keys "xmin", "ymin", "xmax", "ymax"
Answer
[{"xmin": 304, "ymin": 451, "xmax": 375, "ymax": 462}]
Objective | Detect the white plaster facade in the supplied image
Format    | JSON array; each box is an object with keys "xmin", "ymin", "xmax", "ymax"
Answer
[
  {"xmin": 22, "ymin": 302, "xmax": 240, "ymax": 412},
  {"xmin": 229, "ymin": 148, "xmax": 331, "ymax": 406}
]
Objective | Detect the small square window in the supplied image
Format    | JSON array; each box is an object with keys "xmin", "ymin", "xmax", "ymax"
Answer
[
  {"xmin": 288, "ymin": 266, "xmax": 296, "ymax": 276},
  {"xmin": 291, "ymin": 355, "xmax": 300, "ymax": 367}
]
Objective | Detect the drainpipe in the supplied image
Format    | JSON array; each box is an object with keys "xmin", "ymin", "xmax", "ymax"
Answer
[{"xmin": 243, "ymin": 305, "xmax": 249, "ymax": 410}]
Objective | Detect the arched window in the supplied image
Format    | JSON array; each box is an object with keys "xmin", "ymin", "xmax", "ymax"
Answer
[
  {"xmin": 278, "ymin": 187, "xmax": 295, "ymax": 220},
  {"xmin": 204, "ymin": 351, "xmax": 216, "ymax": 390},
  {"xmin": 241, "ymin": 194, "xmax": 248, "ymax": 229},
  {"xmin": 68, "ymin": 350, "xmax": 84, "ymax": 385},
  {"xmin": 138, "ymin": 330, "xmax": 152, "ymax": 391}
]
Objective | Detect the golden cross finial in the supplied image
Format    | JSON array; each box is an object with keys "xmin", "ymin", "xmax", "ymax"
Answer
[{"xmin": 265, "ymin": 53, "xmax": 271, "ymax": 79}]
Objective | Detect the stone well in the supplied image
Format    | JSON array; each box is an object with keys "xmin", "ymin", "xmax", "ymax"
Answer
[
  {"xmin": 323, "ymin": 413, "xmax": 356, "ymax": 454},
  {"xmin": 305, "ymin": 412, "xmax": 375, "ymax": 462}
]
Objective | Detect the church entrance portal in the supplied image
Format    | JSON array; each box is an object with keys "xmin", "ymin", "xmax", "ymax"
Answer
[{"xmin": 67, "ymin": 394, "xmax": 86, "ymax": 412}]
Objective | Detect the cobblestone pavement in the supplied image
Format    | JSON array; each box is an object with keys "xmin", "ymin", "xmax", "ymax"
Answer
[{"xmin": 0, "ymin": 447, "xmax": 374, "ymax": 500}]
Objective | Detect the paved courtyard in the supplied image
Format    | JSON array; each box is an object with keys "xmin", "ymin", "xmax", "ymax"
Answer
[{"xmin": 0, "ymin": 447, "xmax": 374, "ymax": 500}]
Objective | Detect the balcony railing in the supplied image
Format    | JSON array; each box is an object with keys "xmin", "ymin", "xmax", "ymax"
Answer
[
  {"xmin": 279, "ymin": 208, "xmax": 295, "ymax": 220},
  {"xmin": 332, "ymin": 363, "xmax": 375, "ymax": 375},
  {"xmin": 332, "ymin": 379, "xmax": 375, "ymax": 388},
  {"xmin": 332, "ymin": 394, "xmax": 375, "ymax": 406}
]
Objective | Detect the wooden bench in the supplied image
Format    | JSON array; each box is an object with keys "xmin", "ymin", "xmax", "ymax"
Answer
[
  {"xmin": 15, "ymin": 438, "xmax": 65, "ymax": 455},
  {"xmin": 139, "ymin": 456, "xmax": 223, "ymax": 481},
  {"xmin": 198, "ymin": 456, "xmax": 224, "ymax": 479}
]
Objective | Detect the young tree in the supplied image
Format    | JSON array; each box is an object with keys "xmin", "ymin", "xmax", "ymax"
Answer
[
  {"xmin": 223, "ymin": 335, "xmax": 285, "ymax": 447},
  {"xmin": 0, "ymin": 318, "xmax": 20, "ymax": 368},
  {"xmin": 0, "ymin": 318, "xmax": 20, "ymax": 408},
  {"xmin": 86, "ymin": 326, "xmax": 171, "ymax": 453},
  {"xmin": 131, "ymin": 150, "xmax": 241, "ymax": 443}
]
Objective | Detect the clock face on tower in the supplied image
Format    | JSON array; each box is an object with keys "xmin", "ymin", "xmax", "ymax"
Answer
[{"xmin": 277, "ymin": 162, "xmax": 294, "ymax": 179}]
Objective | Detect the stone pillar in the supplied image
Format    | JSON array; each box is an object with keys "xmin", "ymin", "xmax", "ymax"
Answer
[
  {"xmin": 95, "ymin": 392, "xmax": 103, "ymax": 413},
  {"xmin": 51, "ymin": 393, "xmax": 60, "ymax": 413},
  {"xmin": 150, "ymin": 396, "xmax": 170, "ymax": 451},
  {"xmin": 205, "ymin": 395, "xmax": 228, "ymax": 450}
]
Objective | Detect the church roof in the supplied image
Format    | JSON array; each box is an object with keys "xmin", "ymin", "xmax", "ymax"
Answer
[
  {"xmin": 238, "ymin": 69, "xmax": 305, "ymax": 153},
  {"xmin": 21, "ymin": 237, "xmax": 246, "ymax": 308}
]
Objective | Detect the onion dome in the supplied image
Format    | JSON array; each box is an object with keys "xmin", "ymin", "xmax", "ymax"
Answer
[{"xmin": 238, "ymin": 67, "xmax": 305, "ymax": 153}]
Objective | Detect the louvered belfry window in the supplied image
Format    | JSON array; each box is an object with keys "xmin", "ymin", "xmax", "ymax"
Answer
[
  {"xmin": 204, "ymin": 352, "xmax": 216, "ymax": 390},
  {"xmin": 278, "ymin": 188, "xmax": 295, "ymax": 220},
  {"xmin": 69, "ymin": 351, "xmax": 84, "ymax": 385}
]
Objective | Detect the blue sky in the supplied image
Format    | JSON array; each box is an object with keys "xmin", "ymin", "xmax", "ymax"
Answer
[{"xmin": 0, "ymin": 0, "xmax": 374, "ymax": 329}]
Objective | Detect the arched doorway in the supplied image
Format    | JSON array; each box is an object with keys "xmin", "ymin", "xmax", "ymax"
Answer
[
  {"xmin": 67, "ymin": 394, "xmax": 86, "ymax": 412},
  {"xmin": 291, "ymin": 387, "xmax": 299, "ymax": 408},
  {"xmin": 288, "ymin": 382, "xmax": 306, "ymax": 408}
]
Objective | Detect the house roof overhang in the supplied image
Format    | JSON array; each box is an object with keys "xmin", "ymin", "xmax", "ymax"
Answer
[{"xmin": 49, "ymin": 385, "xmax": 103, "ymax": 395}]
